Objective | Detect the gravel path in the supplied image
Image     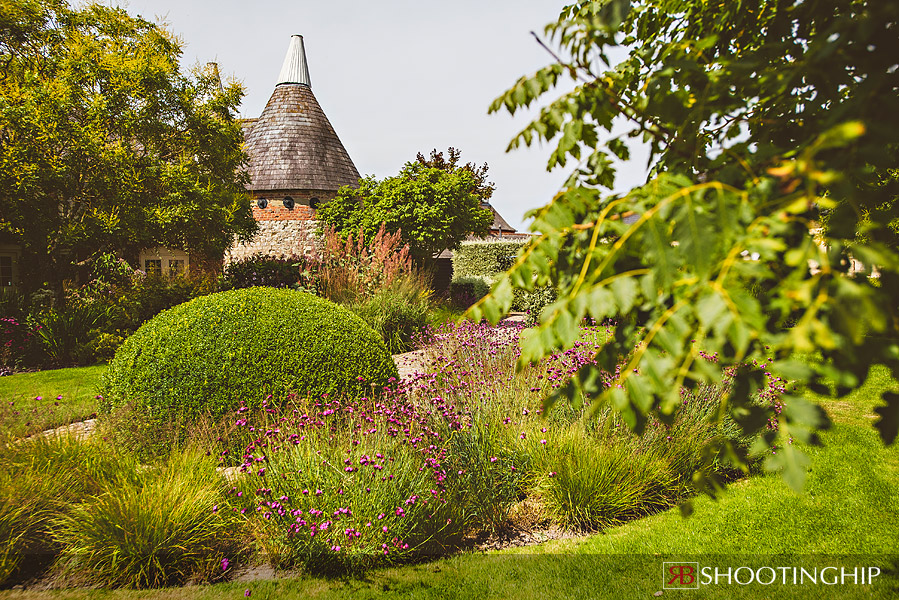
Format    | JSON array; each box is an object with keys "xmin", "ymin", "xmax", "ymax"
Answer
[{"xmin": 36, "ymin": 418, "xmax": 97, "ymax": 440}]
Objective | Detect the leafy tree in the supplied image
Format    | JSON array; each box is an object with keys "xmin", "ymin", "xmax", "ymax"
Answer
[
  {"xmin": 318, "ymin": 148, "xmax": 495, "ymax": 265},
  {"xmin": 472, "ymin": 0, "xmax": 899, "ymax": 493},
  {"xmin": 0, "ymin": 0, "xmax": 256, "ymax": 292}
]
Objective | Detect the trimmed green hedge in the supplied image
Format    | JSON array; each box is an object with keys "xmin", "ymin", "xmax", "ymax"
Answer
[
  {"xmin": 100, "ymin": 288, "xmax": 398, "ymax": 420},
  {"xmin": 451, "ymin": 239, "xmax": 528, "ymax": 281},
  {"xmin": 450, "ymin": 239, "xmax": 556, "ymax": 314}
]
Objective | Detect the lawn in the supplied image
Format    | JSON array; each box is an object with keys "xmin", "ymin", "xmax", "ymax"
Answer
[
  {"xmin": 0, "ymin": 365, "xmax": 105, "ymax": 437},
  {"xmin": 1, "ymin": 364, "xmax": 896, "ymax": 599}
]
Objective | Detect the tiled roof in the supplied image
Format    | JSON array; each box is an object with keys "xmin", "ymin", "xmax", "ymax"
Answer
[
  {"xmin": 487, "ymin": 204, "xmax": 515, "ymax": 232},
  {"xmin": 243, "ymin": 84, "xmax": 360, "ymax": 192}
]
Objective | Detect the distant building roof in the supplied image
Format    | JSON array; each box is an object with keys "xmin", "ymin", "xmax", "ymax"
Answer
[
  {"xmin": 242, "ymin": 36, "xmax": 359, "ymax": 192},
  {"xmin": 485, "ymin": 203, "xmax": 515, "ymax": 232}
]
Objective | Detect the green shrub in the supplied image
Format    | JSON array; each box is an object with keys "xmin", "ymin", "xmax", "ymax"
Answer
[
  {"xmin": 222, "ymin": 253, "xmax": 314, "ymax": 291},
  {"xmin": 451, "ymin": 239, "xmax": 527, "ymax": 280},
  {"xmin": 73, "ymin": 330, "xmax": 125, "ymax": 365},
  {"xmin": 116, "ymin": 272, "xmax": 218, "ymax": 331},
  {"xmin": 35, "ymin": 301, "xmax": 111, "ymax": 366},
  {"xmin": 0, "ymin": 288, "xmax": 28, "ymax": 320},
  {"xmin": 100, "ymin": 288, "xmax": 398, "ymax": 421},
  {"xmin": 447, "ymin": 276, "xmax": 491, "ymax": 308},
  {"xmin": 53, "ymin": 451, "xmax": 242, "ymax": 588},
  {"xmin": 519, "ymin": 286, "xmax": 556, "ymax": 325},
  {"xmin": 350, "ymin": 275, "xmax": 431, "ymax": 353}
]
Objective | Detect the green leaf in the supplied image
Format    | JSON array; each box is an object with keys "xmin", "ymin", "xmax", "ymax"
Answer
[
  {"xmin": 764, "ymin": 444, "xmax": 810, "ymax": 493},
  {"xmin": 626, "ymin": 373, "xmax": 654, "ymax": 414},
  {"xmin": 812, "ymin": 121, "xmax": 866, "ymax": 151},
  {"xmin": 609, "ymin": 276, "xmax": 639, "ymax": 314},
  {"xmin": 782, "ymin": 394, "xmax": 832, "ymax": 433},
  {"xmin": 586, "ymin": 286, "xmax": 617, "ymax": 320},
  {"xmin": 519, "ymin": 327, "xmax": 545, "ymax": 365},
  {"xmin": 769, "ymin": 360, "xmax": 814, "ymax": 382},
  {"xmin": 696, "ymin": 291, "xmax": 727, "ymax": 330}
]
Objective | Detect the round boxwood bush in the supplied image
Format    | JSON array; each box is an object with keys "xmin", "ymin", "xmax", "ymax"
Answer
[{"xmin": 100, "ymin": 287, "xmax": 399, "ymax": 420}]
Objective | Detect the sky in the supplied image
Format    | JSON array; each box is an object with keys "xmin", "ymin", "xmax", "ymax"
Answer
[{"xmin": 116, "ymin": 0, "xmax": 648, "ymax": 231}]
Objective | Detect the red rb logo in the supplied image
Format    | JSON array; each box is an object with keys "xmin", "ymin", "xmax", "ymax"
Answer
[{"xmin": 663, "ymin": 562, "xmax": 699, "ymax": 590}]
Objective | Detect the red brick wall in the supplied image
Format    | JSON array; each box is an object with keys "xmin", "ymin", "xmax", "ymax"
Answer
[{"xmin": 250, "ymin": 190, "xmax": 334, "ymax": 222}]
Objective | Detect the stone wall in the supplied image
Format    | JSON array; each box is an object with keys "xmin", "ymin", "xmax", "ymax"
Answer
[{"xmin": 226, "ymin": 219, "xmax": 320, "ymax": 263}]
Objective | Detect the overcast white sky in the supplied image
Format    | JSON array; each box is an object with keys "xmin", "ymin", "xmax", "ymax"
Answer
[{"xmin": 116, "ymin": 0, "xmax": 648, "ymax": 231}]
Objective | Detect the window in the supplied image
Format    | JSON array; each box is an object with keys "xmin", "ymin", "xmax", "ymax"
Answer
[
  {"xmin": 144, "ymin": 259, "xmax": 162, "ymax": 275},
  {"xmin": 168, "ymin": 259, "xmax": 184, "ymax": 276},
  {"xmin": 0, "ymin": 256, "xmax": 12, "ymax": 287}
]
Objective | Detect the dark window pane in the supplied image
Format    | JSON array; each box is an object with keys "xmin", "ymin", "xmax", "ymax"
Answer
[{"xmin": 145, "ymin": 259, "xmax": 162, "ymax": 275}]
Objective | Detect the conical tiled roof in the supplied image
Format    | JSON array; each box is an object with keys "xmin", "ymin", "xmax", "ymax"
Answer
[{"xmin": 243, "ymin": 36, "xmax": 360, "ymax": 192}]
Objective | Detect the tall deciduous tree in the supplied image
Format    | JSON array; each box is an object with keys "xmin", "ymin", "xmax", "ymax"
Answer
[
  {"xmin": 318, "ymin": 148, "xmax": 494, "ymax": 266},
  {"xmin": 472, "ymin": 0, "xmax": 899, "ymax": 492},
  {"xmin": 0, "ymin": 0, "xmax": 256, "ymax": 291}
]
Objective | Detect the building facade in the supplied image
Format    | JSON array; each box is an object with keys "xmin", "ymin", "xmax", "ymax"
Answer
[{"xmin": 225, "ymin": 35, "xmax": 361, "ymax": 263}]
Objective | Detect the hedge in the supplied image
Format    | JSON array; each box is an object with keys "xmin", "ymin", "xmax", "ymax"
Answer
[
  {"xmin": 100, "ymin": 287, "xmax": 398, "ymax": 421},
  {"xmin": 450, "ymin": 239, "xmax": 528, "ymax": 281}
]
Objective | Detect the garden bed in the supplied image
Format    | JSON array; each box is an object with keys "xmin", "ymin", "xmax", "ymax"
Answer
[{"xmin": 0, "ymin": 317, "xmax": 765, "ymax": 590}]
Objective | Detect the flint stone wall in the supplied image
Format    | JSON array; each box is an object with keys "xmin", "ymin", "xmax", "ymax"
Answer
[{"xmin": 226, "ymin": 219, "xmax": 320, "ymax": 264}]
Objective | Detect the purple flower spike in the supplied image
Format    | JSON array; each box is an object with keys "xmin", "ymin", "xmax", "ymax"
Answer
[{"xmin": 221, "ymin": 558, "xmax": 229, "ymax": 571}]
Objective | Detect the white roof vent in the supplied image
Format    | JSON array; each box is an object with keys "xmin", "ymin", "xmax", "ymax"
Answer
[{"xmin": 276, "ymin": 35, "xmax": 311, "ymax": 87}]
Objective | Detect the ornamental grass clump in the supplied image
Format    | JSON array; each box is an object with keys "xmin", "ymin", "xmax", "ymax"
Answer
[
  {"xmin": 0, "ymin": 434, "xmax": 135, "ymax": 586},
  {"xmin": 531, "ymin": 429, "xmax": 675, "ymax": 530},
  {"xmin": 437, "ymin": 417, "xmax": 529, "ymax": 531},
  {"xmin": 53, "ymin": 450, "xmax": 243, "ymax": 588},
  {"xmin": 100, "ymin": 287, "xmax": 398, "ymax": 424},
  {"xmin": 316, "ymin": 223, "xmax": 415, "ymax": 305},
  {"xmin": 349, "ymin": 273, "xmax": 432, "ymax": 354}
]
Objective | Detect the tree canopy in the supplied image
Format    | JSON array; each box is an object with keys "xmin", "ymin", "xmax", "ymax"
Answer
[
  {"xmin": 0, "ymin": 0, "xmax": 256, "ymax": 289},
  {"xmin": 317, "ymin": 148, "xmax": 495, "ymax": 265},
  {"xmin": 472, "ymin": 0, "xmax": 899, "ymax": 492}
]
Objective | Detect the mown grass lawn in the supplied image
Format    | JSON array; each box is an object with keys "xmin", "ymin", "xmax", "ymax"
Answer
[
  {"xmin": 2, "ymin": 366, "xmax": 896, "ymax": 600},
  {"xmin": 0, "ymin": 365, "xmax": 105, "ymax": 436}
]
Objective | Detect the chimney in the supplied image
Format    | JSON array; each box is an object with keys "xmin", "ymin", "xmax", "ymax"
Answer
[{"xmin": 205, "ymin": 61, "xmax": 224, "ymax": 92}]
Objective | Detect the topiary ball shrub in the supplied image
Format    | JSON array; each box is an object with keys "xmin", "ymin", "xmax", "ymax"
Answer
[{"xmin": 100, "ymin": 288, "xmax": 398, "ymax": 421}]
